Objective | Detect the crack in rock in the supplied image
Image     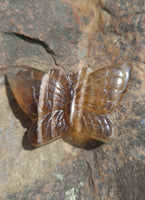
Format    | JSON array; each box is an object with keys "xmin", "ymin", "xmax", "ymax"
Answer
[{"xmin": 3, "ymin": 31, "xmax": 59, "ymax": 66}]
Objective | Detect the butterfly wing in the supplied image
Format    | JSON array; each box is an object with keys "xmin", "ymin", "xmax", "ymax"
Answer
[
  {"xmin": 81, "ymin": 63, "xmax": 131, "ymax": 114},
  {"xmin": 27, "ymin": 109, "xmax": 68, "ymax": 147},
  {"xmin": 30, "ymin": 69, "xmax": 69, "ymax": 147},
  {"xmin": 73, "ymin": 63, "xmax": 131, "ymax": 142},
  {"xmin": 7, "ymin": 66, "xmax": 69, "ymax": 147},
  {"xmin": 7, "ymin": 65, "xmax": 44, "ymax": 118},
  {"xmin": 74, "ymin": 109, "xmax": 113, "ymax": 143}
]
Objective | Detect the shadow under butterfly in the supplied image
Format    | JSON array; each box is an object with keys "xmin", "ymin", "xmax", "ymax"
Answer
[{"xmin": 6, "ymin": 63, "xmax": 131, "ymax": 150}]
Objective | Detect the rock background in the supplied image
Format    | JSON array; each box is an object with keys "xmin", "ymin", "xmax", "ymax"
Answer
[{"xmin": 0, "ymin": 0, "xmax": 145, "ymax": 199}]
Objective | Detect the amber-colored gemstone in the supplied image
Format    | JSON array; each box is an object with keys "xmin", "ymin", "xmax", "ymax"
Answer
[{"xmin": 7, "ymin": 63, "xmax": 131, "ymax": 147}]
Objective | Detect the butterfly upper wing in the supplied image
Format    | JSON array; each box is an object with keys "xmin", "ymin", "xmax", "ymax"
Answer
[
  {"xmin": 73, "ymin": 63, "xmax": 131, "ymax": 142},
  {"xmin": 7, "ymin": 66, "xmax": 69, "ymax": 147},
  {"xmin": 7, "ymin": 65, "xmax": 44, "ymax": 118},
  {"xmin": 80, "ymin": 63, "xmax": 131, "ymax": 114}
]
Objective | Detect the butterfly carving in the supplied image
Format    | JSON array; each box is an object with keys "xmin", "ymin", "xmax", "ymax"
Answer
[{"xmin": 7, "ymin": 63, "xmax": 131, "ymax": 147}]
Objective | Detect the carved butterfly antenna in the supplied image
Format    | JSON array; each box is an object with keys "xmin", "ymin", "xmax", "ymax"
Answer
[{"xmin": 7, "ymin": 63, "xmax": 131, "ymax": 147}]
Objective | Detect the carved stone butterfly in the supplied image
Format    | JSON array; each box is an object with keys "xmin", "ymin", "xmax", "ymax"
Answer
[{"xmin": 7, "ymin": 63, "xmax": 131, "ymax": 147}]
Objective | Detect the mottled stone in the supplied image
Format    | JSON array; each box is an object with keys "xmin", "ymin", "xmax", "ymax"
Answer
[{"xmin": 0, "ymin": 0, "xmax": 145, "ymax": 200}]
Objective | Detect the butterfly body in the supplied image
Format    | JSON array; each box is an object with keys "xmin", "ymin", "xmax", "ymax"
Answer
[{"xmin": 7, "ymin": 63, "xmax": 131, "ymax": 147}]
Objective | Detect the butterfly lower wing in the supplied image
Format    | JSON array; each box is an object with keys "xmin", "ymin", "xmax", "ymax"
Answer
[
  {"xmin": 75, "ymin": 109, "xmax": 113, "ymax": 143},
  {"xmin": 27, "ymin": 109, "xmax": 68, "ymax": 147},
  {"xmin": 82, "ymin": 63, "xmax": 131, "ymax": 114},
  {"xmin": 7, "ymin": 65, "xmax": 44, "ymax": 118},
  {"xmin": 28, "ymin": 69, "xmax": 69, "ymax": 147}
]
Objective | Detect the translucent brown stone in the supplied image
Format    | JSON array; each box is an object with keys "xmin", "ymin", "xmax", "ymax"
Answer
[{"xmin": 7, "ymin": 63, "xmax": 131, "ymax": 147}]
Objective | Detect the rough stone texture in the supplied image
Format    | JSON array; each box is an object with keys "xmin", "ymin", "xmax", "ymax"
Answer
[{"xmin": 0, "ymin": 0, "xmax": 145, "ymax": 199}]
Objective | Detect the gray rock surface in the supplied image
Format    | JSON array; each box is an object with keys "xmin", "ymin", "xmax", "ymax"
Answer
[{"xmin": 0, "ymin": 0, "xmax": 145, "ymax": 199}]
